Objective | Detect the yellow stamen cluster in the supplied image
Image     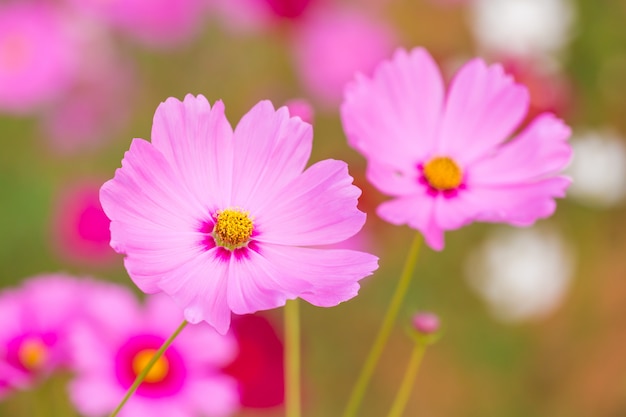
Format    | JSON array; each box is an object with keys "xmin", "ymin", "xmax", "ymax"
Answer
[
  {"xmin": 132, "ymin": 349, "xmax": 170, "ymax": 383},
  {"xmin": 423, "ymin": 156, "xmax": 463, "ymax": 190},
  {"xmin": 214, "ymin": 208, "xmax": 254, "ymax": 249},
  {"xmin": 18, "ymin": 338, "xmax": 47, "ymax": 371}
]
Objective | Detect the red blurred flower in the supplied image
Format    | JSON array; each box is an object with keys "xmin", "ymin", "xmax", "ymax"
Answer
[{"xmin": 223, "ymin": 313, "xmax": 284, "ymax": 409}]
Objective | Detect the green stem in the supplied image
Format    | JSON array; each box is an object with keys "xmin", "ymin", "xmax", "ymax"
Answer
[
  {"xmin": 109, "ymin": 320, "xmax": 188, "ymax": 417},
  {"xmin": 342, "ymin": 232, "xmax": 422, "ymax": 417},
  {"xmin": 385, "ymin": 342, "xmax": 427, "ymax": 417},
  {"xmin": 285, "ymin": 299, "xmax": 301, "ymax": 417}
]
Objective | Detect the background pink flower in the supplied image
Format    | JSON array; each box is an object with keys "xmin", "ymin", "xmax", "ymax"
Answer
[
  {"xmin": 66, "ymin": 0, "xmax": 210, "ymax": 48},
  {"xmin": 284, "ymin": 98, "xmax": 314, "ymax": 124},
  {"xmin": 40, "ymin": 20, "xmax": 136, "ymax": 154},
  {"xmin": 51, "ymin": 180, "xmax": 117, "ymax": 265},
  {"xmin": 0, "ymin": 275, "xmax": 86, "ymax": 394},
  {"xmin": 69, "ymin": 290, "xmax": 239, "ymax": 417},
  {"xmin": 100, "ymin": 95, "xmax": 378, "ymax": 333},
  {"xmin": 341, "ymin": 47, "xmax": 572, "ymax": 250},
  {"xmin": 0, "ymin": 3, "xmax": 77, "ymax": 114},
  {"xmin": 290, "ymin": 8, "xmax": 396, "ymax": 106}
]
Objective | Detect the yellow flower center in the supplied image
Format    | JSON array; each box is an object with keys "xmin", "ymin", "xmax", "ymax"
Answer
[
  {"xmin": 18, "ymin": 338, "xmax": 47, "ymax": 371},
  {"xmin": 132, "ymin": 349, "xmax": 169, "ymax": 383},
  {"xmin": 423, "ymin": 157, "xmax": 463, "ymax": 190},
  {"xmin": 213, "ymin": 208, "xmax": 254, "ymax": 249}
]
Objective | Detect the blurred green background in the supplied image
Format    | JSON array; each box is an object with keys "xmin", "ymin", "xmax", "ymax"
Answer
[{"xmin": 1, "ymin": 0, "xmax": 626, "ymax": 416}]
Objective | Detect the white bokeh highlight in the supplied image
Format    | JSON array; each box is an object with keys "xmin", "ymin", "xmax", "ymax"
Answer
[
  {"xmin": 566, "ymin": 129, "xmax": 626, "ymax": 208},
  {"xmin": 465, "ymin": 226, "xmax": 574, "ymax": 323},
  {"xmin": 469, "ymin": 0, "xmax": 576, "ymax": 59}
]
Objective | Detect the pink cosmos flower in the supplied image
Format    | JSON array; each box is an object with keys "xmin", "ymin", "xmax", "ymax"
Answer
[
  {"xmin": 69, "ymin": 290, "xmax": 239, "ymax": 417},
  {"xmin": 0, "ymin": 275, "xmax": 86, "ymax": 393},
  {"xmin": 291, "ymin": 8, "xmax": 396, "ymax": 106},
  {"xmin": 51, "ymin": 180, "xmax": 116, "ymax": 265},
  {"xmin": 341, "ymin": 47, "xmax": 572, "ymax": 250},
  {"xmin": 284, "ymin": 98, "xmax": 314, "ymax": 124},
  {"xmin": 0, "ymin": 3, "xmax": 77, "ymax": 114},
  {"xmin": 100, "ymin": 95, "xmax": 378, "ymax": 334},
  {"xmin": 67, "ymin": 0, "xmax": 208, "ymax": 48},
  {"xmin": 40, "ymin": 21, "xmax": 136, "ymax": 154}
]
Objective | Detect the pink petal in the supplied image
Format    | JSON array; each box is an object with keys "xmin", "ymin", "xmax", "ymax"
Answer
[
  {"xmin": 100, "ymin": 138, "xmax": 207, "ymax": 293},
  {"xmin": 254, "ymin": 159, "xmax": 365, "ymax": 246},
  {"xmin": 225, "ymin": 245, "xmax": 328, "ymax": 315},
  {"xmin": 143, "ymin": 293, "xmax": 186, "ymax": 333},
  {"xmin": 365, "ymin": 158, "xmax": 421, "ymax": 197},
  {"xmin": 69, "ymin": 375, "xmax": 123, "ymax": 417},
  {"xmin": 230, "ymin": 100, "xmax": 312, "ymax": 209},
  {"xmin": 377, "ymin": 195, "xmax": 444, "ymax": 250},
  {"xmin": 464, "ymin": 177, "xmax": 571, "ymax": 226},
  {"xmin": 257, "ymin": 244, "xmax": 378, "ymax": 307},
  {"xmin": 150, "ymin": 95, "xmax": 234, "ymax": 210},
  {"xmin": 438, "ymin": 59, "xmax": 529, "ymax": 163},
  {"xmin": 156, "ymin": 250, "xmax": 231, "ymax": 334},
  {"xmin": 177, "ymin": 323, "xmax": 237, "ymax": 367},
  {"xmin": 342, "ymin": 47, "xmax": 444, "ymax": 167},
  {"xmin": 226, "ymin": 250, "xmax": 299, "ymax": 315},
  {"xmin": 187, "ymin": 376, "xmax": 240, "ymax": 417},
  {"xmin": 470, "ymin": 113, "xmax": 572, "ymax": 185}
]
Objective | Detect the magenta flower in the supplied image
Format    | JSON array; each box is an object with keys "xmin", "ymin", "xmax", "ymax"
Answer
[
  {"xmin": 0, "ymin": 3, "xmax": 77, "ymax": 114},
  {"xmin": 341, "ymin": 47, "xmax": 572, "ymax": 250},
  {"xmin": 69, "ymin": 290, "xmax": 239, "ymax": 417},
  {"xmin": 0, "ymin": 275, "xmax": 86, "ymax": 393},
  {"xmin": 51, "ymin": 180, "xmax": 116, "ymax": 265},
  {"xmin": 223, "ymin": 313, "xmax": 284, "ymax": 409},
  {"xmin": 100, "ymin": 95, "xmax": 378, "ymax": 333}
]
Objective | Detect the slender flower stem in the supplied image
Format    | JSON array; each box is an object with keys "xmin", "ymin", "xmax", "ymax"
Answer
[
  {"xmin": 342, "ymin": 232, "xmax": 422, "ymax": 417},
  {"xmin": 109, "ymin": 320, "xmax": 189, "ymax": 417},
  {"xmin": 285, "ymin": 299, "xmax": 301, "ymax": 417},
  {"xmin": 385, "ymin": 341, "xmax": 427, "ymax": 417}
]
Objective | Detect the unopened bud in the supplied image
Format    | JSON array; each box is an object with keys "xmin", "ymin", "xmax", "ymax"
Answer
[{"xmin": 411, "ymin": 312, "xmax": 440, "ymax": 335}]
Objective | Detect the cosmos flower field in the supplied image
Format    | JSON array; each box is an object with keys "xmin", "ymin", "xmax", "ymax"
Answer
[{"xmin": 1, "ymin": 0, "xmax": 625, "ymax": 417}]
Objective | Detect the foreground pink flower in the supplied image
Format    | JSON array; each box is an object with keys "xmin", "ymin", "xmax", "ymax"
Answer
[
  {"xmin": 69, "ymin": 290, "xmax": 239, "ymax": 417},
  {"xmin": 0, "ymin": 3, "xmax": 77, "ymax": 113},
  {"xmin": 341, "ymin": 47, "xmax": 572, "ymax": 250},
  {"xmin": 100, "ymin": 95, "xmax": 378, "ymax": 333},
  {"xmin": 0, "ymin": 275, "xmax": 85, "ymax": 394}
]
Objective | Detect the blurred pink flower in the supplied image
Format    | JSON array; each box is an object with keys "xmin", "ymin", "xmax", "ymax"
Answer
[
  {"xmin": 66, "ymin": 0, "xmax": 209, "ymax": 48},
  {"xmin": 69, "ymin": 290, "xmax": 239, "ymax": 417},
  {"xmin": 284, "ymin": 98, "xmax": 314, "ymax": 124},
  {"xmin": 40, "ymin": 21, "xmax": 136, "ymax": 154},
  {"xmin": 263, "ymin": 0, "xmax": 315, "ymax": 19},
  {"xmin": 101, "ymin": 95, "xmax": 378, "ymax": 333},
  {"xmin": 500, "ymin": 56, "xmax": 572, "ymax": 124},
  {"xmin": 0, "ymin": 275, "xmax": 86, "ymax": 394},
  {"xmin": 291, "ymin": 8, "xmax": 396, "ymax": 106},
  {"xmin": 341, "ymin": 47, "xmax": 572, "ymax": 250},
  {"xmin": 51, "ymin": 181, "xmax": 116, "ymax": 265},
  {"xmin": 0, "ymin": 3, "xmax": 77, "ymax": 114}
]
